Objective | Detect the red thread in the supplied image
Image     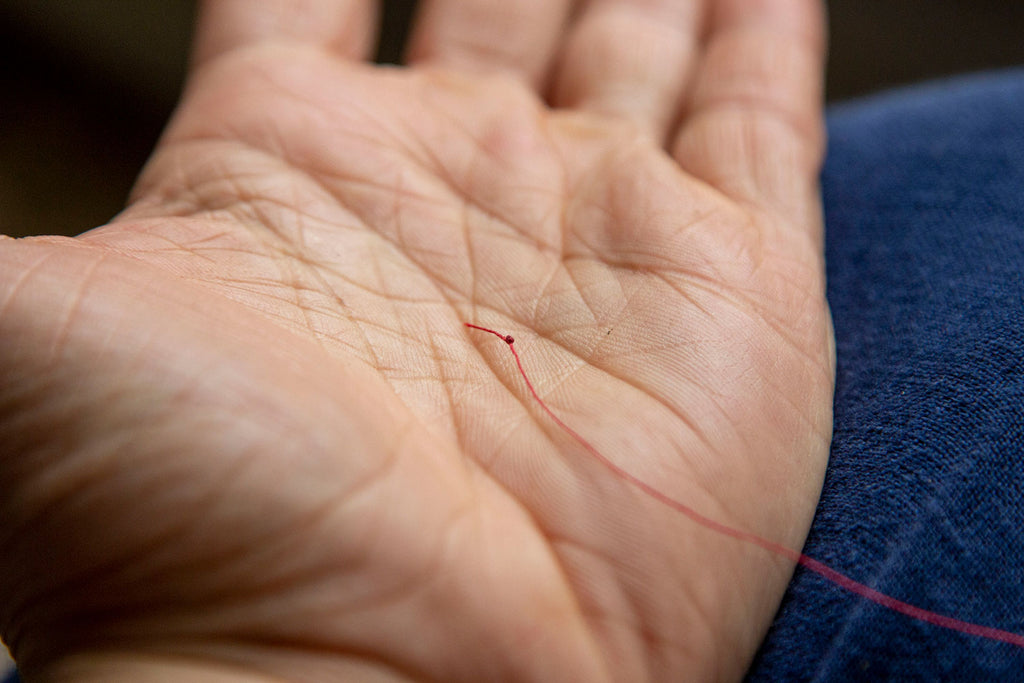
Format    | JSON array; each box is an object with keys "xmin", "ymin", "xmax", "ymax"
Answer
[{"xmin": 464, "ymin": 322, "xmax": 1024, "ymax": 649}]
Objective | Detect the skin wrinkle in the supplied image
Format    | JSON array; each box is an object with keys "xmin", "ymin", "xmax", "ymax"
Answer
[
  {"xmin": 676, "ymin": 109, "xmax": 816, "ymax": 221},
  {"xmin": 284, "ymin": 252, "xmax": 372, "ymax": 358},
  {"xmin": 411, "ymin": 82, "xmax": 566, "ymax": 253},
  {"xmin": 734, "ymin": 283, "xmax": 831, "ymax": 378},
  {"xmin": 43, "ymin": 255, "xmax": 113, "ymax": 369},
  {"xmin": 136, "ymin": 139, "xmax": 363, "ymax": 236},
  {"xmin": 543, "ymin": 541, "xmax": 648, "ymax": 678},
  {"xmin": 454, "ymin": 390, "xmax": 521, "ymax": 475},
  {"xmin": 425, "ymin": 327, "xmax": 467, "ymax": 445},
  {"xmin": 4, "ymin": 422, "xmax": 266, "ymax": 659},
  {"xmin": 460, "ymin": 176, "xmax": 480, "ymax": 321},
  {"xmin": 549, "ymin": 521, "xmax": 720, "ymax": 681},
  {"xmin": 45, "ymin": 474, "xmax": 241, "ymax": 627},
  {"xmin": 529, "ymin": 257, "xmax": 577, "ymax": 330},
  {"xmin": 555, "ymin": 2, "xmax": 701, "ymax": 141},
  {"xmin": 565, "ymin": 268, "xmax": 644, "ymax": 352},
  {"xmin": 427, "ymin": 431, "xmax": 609, "ymax": 682},
  {"xmin": 358, "ymin": 91, "xmax": 471, "ymax": 199},
  {"xmin": 0, "ymin": 246, "xmax": 64, "ymax": 323},
  {"xmin": 343, "ymin": 79, "xmax": 490, "ymax": 209},
  {"xmin": 461, "ymin": 328, "xmax": 572, "ymax": 468},
  {"xmin": 143, "ymin": 91, "xmax": 580, "ymax": 327},
  {"xmin": 448, "ymin": 172, "xmax": 563, "ymax": 262},
  {"xmin": 464, "ymin": 319, "xmax": 765, "ymax": 550},
  {"xmin": 380, "ymin": 74, "xmax": 458, "ymax": 167},
  {"xmin": 228, "ymin": 50, "xmax": 790, "ymax": 362},
  {"xmin": 126, "ymin": 165, "xmax": 458, "ymax": 370},
  {"xmin": 23, "ymin": 245, "xmax": 495, "ymax": 679},
  {"xmin": 259, "ymin": 173, "xmax": 324, "ymax": 252},
  {"xmin": 125, "ymin": 462, "xmax": 271, "ymax": 592},
  {"xmin": 478, "ymin": 281, "xmax": 722, "ymax": 455},
  {"xmin": 125, "ymin": 228, "xmax": 224, "ymax": 265},
  {"xmin": 192, "ymin": 272, "xmax": 328, "ymax": 329},
  {"xmin": 498, "ymin": 309, "xmax": 819, "ymax": 541},
  {"xmin": 382, "ymin": 180, "xmax": 477, "ymax": 296},
  {"xmin": 83, "ymin": 224, "xmax": 179, "ymax": 264},
  {"xmin": 252, "ymin": 423, "xmax": 439, "ymax": 621},
  {"xmin": 408, "ymin": 0, "xmax": 573, "ymax": 87},
  {"xmin": 292, "ymin": 241, "xmax": 422, "ymax": 307},
  {"xmin": 210, "ymin": 637, "xmax": 440, "ymax": 683},
  {"xmin": 314, "ymin": 167, "xmax": 457, "ymax": 253},
  {"xmin": 206, "ymin": 274, "xmax": 327, "ymax": 309},
  {"xmin": 364, "ymin": 250, "xmax": 409, "ymax": 372},
  {"xmin": 465, "ymin": 308, "xmax": 726, "ymax": 495},
  {"xmin": 452, "ymin": 424, "xmax": 589, "ymax": 650},
  {"xmin": 177, "ymin": 136, "xmax": 489, "ymax": 308},
  {"xmin": 690, "ymin": 97, "xmax": 822, "ymax": 171},
  {"xmin": 543, "ymin": 110, "xmax": 577, "ymax": 264},
  {"xmin": 336, "ymin": 540, "xmax": 483, "ymax": 679},
  {"xmin": 557, "ymin": 552, "xmax": 659, "ymax": 679},
  {"xmin": 281, "ymin": 258, "xmax": 328, "ymax": 357},
  {"xmin": 691, "ymin": 30, "xmax": 823, "ymax": 154},
  {"xmin": 114, "ymin": 605, "xmax": 427, "ymax": 683},
  {"xmin": 560, "ymin": 345, "xmax": 725, "ymax": 487},
  {"xmin": 752, "ymin": 350, "xmax": 830, "ymax": 438},
  {"xmin": 4, "ymin": 470, "xmax": 131, "ymax": 634},
  {"xmin": 640, "ymin": 254, "xmax": 829, "ymax": 378},
  {"xmin": 563, "ymin": 213, "xmax": 708, "ymax": 275},
  {"xmin": 559, "ymin": 267, "xmax": 604, "ymax": 333},
  {"xmin": 429, "ymin": 23, "xmax": 533, "ymax": 79},
  {"xmin": 557, "ymin": 134, "xmax": 741, "ymax": 268}
]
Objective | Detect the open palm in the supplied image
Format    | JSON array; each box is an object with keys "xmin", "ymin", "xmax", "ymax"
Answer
[{"xmin": 0, "ymin": 1, "xmax": 831, "ymax": 680}]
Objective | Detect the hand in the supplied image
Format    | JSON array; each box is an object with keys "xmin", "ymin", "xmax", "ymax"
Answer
[{"xmin": 0, "ymin": 1, "xmax": 831, "ymax": 680}]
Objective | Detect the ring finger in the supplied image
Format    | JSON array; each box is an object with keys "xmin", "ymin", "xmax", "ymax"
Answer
[{"xmin": 551, "ymin": 0, "xmax": 705, "ymax": 141}]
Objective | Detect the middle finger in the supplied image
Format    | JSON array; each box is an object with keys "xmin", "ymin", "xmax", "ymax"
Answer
[{"xmin": 406, "ymin": 0, "xmax": 575, "ymax": 88}]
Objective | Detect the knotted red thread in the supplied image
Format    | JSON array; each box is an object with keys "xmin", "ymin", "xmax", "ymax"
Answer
[{"xmin": 464, "ymin": 322, "xmax": 1024, "ymax": 649}]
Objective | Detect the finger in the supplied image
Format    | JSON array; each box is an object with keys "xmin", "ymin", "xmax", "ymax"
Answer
[
  {"xmin": 672, "ymin": 0, "xmax": 826, "ymax": 226},
  {"xmin": 552, "ymin": 0, "xmax": 705, "ymax": 141},
  {"xmin": 406, "ymin": 0, "xmax": 574, "ymax": 88},
  {"xmin": 192, "ymin": 0, "xmax": 379, "ymax": 67}
]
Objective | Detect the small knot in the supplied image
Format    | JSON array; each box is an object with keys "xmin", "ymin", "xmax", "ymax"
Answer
[{"xmin": 504, "ymin": 335, "xmax": 515, "ymax": 344}]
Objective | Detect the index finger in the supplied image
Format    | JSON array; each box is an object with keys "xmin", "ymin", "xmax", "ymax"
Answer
[{"xmin": 192, "ymin": 0, "xmax": 379, "ymax": 67}]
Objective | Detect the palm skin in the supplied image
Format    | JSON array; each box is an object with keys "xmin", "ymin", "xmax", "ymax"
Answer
[{"xmin": 0, "ymin": 1, "xmax": 831, "ymax": 681}]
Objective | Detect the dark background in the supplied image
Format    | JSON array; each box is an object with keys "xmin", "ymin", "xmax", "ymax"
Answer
[{"xmin": 3, "ymin": 0, "xmax": 1023, "ymax": 239}]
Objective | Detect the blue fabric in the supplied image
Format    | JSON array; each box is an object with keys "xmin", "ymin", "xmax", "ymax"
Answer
[{"xmin": 748, "ymin": 70, "xmax": 1024, "ymax": 681}]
